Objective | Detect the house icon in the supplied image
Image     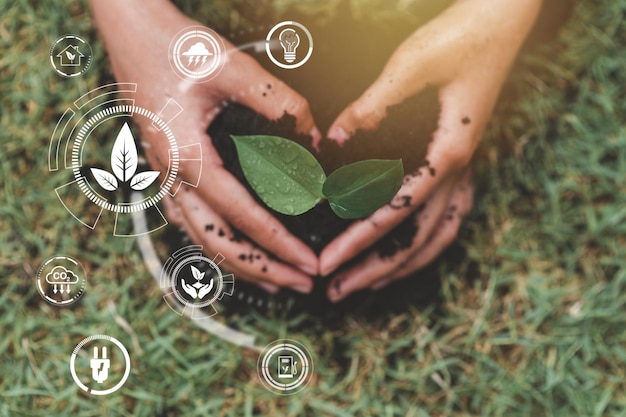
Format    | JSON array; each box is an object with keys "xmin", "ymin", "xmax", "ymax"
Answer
[{"xmin": 56, "ymin": 45, "xmax": 84, "ymax": 67}]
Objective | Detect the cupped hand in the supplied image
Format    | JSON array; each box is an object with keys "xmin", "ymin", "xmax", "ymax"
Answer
[
  {"xmin": 320, "ymin": 0, "xmax": 543, "ymax": 301},
  {"xmin": 91, "ymin": 0, "xmax": 321, "ymax": 293}
]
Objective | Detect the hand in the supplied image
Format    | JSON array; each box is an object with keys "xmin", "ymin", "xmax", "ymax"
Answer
[
  {"xmin": 180, "ymin": 279, "xmax": 198, "ymax": 299},
  {"xmin": 197, "ymin": 279, "xmax": 214, "ymax": 300},
  {"xmin": 320, "ymin": 0, "xmax": 543, "ymax": 301},
  {"xmin": 91, "ymin": 0, "xmax": 321, "ymax": 293},
  {"xmin": 180, "ymin": 278, "xmax": 214, "ymax": 299}
]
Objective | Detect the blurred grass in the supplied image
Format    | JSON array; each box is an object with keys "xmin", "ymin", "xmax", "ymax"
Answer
[{"xmin": 1, "ymin": 0, "xmax": 626, "ymax": 416}]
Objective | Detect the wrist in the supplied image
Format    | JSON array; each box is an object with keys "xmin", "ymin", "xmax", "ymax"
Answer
[{"xmin": 90, "ymin": 0, "xmax": 192, "ymax": 47}]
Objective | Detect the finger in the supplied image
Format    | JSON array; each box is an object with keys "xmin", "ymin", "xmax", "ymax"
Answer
[
  {"xmin": 173, "ymin": 199, "xmax": 280, "ymax": 294},
  {"xmin": 256, "ymin": 281, "xmax": 280, "ymax": 294},
  {"xmin": 165, "ymin": 125, "xmax": 319, "ymax": 276},
  {"xmin": 326, "ymin": 175, "xmax": 457, "ymax": 302},
  {"xmin": 162, "ymin": 194, "xmax": 184, "ymax": 227},
  {"xmin": 173, "ymin": 187, "xmax": 313, "ymax": 293},
  {"xmin": 325, "ymin": 48, "xmax": 434, "ymax": 141},
  {"xmin": 373, "ymin": 206, "xmax": 461, "ymax": 289},
  {"xmin": 216, "ymin": 52, "xmax": 321, "ymax": 142},
  {"xmin": 163, "ymin": 194, "xmax": 281, "ymax": 292},
  {"xmin": 372, "ymin": 169, "xmax": 474, "ymax": 290},
  {"xmin": 326, "ymin": 85, "xmax": 395, "ymax": 143},
  {"xmin": 319, "ymin": 81, "xmax": 483, "ymax": 276},
  {"xmin": 325, "ymin": 0, "xmax": 511, "ymax": 142},
  {"xmin": 325, "ymin": 10, "xmax": 462, "ymax": 144},
  {"xmin": 142, "ymin": 107, "xmax": 320, "ymax": 274}
]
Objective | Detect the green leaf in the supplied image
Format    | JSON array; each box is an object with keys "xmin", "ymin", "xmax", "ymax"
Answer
[
  {"xmin": 231, "ymin": 135, "xmax": 326, "ymax": 215},
  {"xmin": 323, "ymin": 159, "xmax": 404, "ymax": 219}
]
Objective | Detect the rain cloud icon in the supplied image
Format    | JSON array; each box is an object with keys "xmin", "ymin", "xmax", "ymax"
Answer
[{"xmin": 182, "ymin": 41, "xmax": 213, "ymax": 66}]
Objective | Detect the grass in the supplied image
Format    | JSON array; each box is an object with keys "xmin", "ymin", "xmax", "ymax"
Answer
[{"xmin": 1, "ymin": 0, "xmax": 625, "ymax": 416}]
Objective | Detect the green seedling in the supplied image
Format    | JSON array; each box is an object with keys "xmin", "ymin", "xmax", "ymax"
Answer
[{"xmin": 231, "ymin": 135, "xmax": 403, "ymax": 219}]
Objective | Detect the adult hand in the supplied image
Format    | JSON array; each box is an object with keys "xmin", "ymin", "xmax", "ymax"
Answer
[
  {"xmin": 91, "ymin": 0, "xmax": 321, "ymax": 293},
  {"xmin": 320, "ymin": 0, "xmax": 543, "ymax": 301}
]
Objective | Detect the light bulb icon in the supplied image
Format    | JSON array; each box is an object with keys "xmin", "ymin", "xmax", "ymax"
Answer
[
  {"xmin": 266, "ymin": 21, "xmax": 313, "ymax": 69},
  {"xmin": 279, "ymin": 28, "xmax": 300, "ymax": 63}
]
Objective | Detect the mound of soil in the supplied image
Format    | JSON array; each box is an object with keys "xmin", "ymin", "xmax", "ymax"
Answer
[{"xmin": 205, "ymin": 12, "xmax": 446, "ymax": 312}]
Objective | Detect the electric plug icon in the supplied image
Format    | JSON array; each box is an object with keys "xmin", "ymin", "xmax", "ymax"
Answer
[{"xmin": 90, "ymin": 346, "xmax": 110, "ymax": 383}]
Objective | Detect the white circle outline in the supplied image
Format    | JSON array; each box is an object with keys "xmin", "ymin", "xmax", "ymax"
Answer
[
  {"xmin": 49, "ymin": 34, "xmax": 93, "ymax": 78},
  {"xmin": 265, "ymin": 21, "xmax": 313, "ymax": 69},
  {"xmin": 70, "ymin": 335, "xmax": 131, "ymax": 396},
  {"xmin": 261, "ymin": 345, "xmax": 309, "ymax": 390},
  {"xmin": 169, "ymin": 26, "xmax": 225, "ymax": 82},
  {"xmin": 173, "ymin": 32, "xmax": 220, "ymax": 78},
  {"xmin": 170, "ymin": 254, "xmax": 224, "ymax": 308},
  {"xmin": 257, "ymin": 339, "xmax": 313, "ymax": 395},
  {"xmin": 71, "ymin": 105, "xmax": 179, "ymax": 213},
  {"xmin": 36, "ymin": 255, "xmax": 86, "ymax": 306}
]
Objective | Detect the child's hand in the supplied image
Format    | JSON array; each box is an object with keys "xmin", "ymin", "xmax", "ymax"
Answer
[
  {"xmin": 91, "ymin": 0, "xmax": 320, "ymax": 293},
  {"xmin": 320, "ymin": 0, "xmax": 543, "ymax": 301}
]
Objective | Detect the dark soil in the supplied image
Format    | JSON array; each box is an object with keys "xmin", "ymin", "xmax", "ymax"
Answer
[
  {"xmin": 209, "ymin": 13, "xmax": 440, "ymax": 254},
  {"xmin": 204, "ymin": 12, "xmax": 447, "ymax": 312},
  {"xmin": 209, "ymin": 90, "xmax": 439, "ymax": 255}
]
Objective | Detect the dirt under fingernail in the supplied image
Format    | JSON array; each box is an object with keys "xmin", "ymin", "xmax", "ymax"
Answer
[{"xmin": 205, "ymin": 16, "xmax": 441, "ymax": 303}]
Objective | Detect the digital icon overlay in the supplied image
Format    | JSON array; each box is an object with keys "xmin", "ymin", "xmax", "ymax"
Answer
[
  {"xmin": 48, "ymin": 83, "xmax": 202, "ymax": 236},
  {"xmin": 257, "ymin": 339, "xmax": 313, "ymax": 395},
  {"xmin": 49, "ymin": 35, "xmax": 92, "ymax": 77},
  {"xmin": 90, "ymin": 346, "xmax": 110, "ymax": 383},
  {"xmin": 169, "ymin": 26, "xmax": 225, "ymax": 82},
  {"xmin": 266, "ymin": 21, "xmax": 313, "ymax": 69},
  {"xmin": 70, "ymin": 335, "xmax": 131, "ymax": 396},
  {"xmin": 160, "ymin": 245, "xmax": 234, "ymax": 319},
  {"xmin": 36, "ymin": 255, "xmax": 86, "ymax": 306},
  {"xmin": 90, "ymin": 122, "xmax": 161, "ymax": 192}
]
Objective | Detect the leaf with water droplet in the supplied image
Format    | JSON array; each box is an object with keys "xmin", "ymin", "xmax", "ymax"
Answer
[
  {"xmin": 231, "ymin": 135, "xmax": 326, "ymax": 215},
  {"xmin": 323, "ymin": 159, "xmax": 403, "ymax": 219}
]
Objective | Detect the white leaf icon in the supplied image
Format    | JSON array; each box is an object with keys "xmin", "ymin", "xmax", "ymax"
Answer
[
  {"xmin": 91, "ymin": 168, "xmax": 118, "ymax": 191},
  {"xmin": 191, "ymin": 265, "xmax": 205, "ymax": 281},
  {"xmin": 130, "ymin": 171, "xmax": 160, "ymax": 191},
  {"xmin": 111, "ymin": 122, "xmax": 138, "ymax": 182}
]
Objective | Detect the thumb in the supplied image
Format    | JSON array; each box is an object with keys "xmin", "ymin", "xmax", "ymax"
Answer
[
  {"xmin": 326, "ymin": 32, "xmax": 437, "ymax": 143},
  {"xmin": 217, "ymin": 52, "xmax": 321, "ymax": 143},
  {"xmin": 326, "ymin": 76, "xmax": 414, "ymax": 144}
]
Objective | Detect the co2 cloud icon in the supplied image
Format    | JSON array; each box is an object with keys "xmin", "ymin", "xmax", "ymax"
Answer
[
  {"xmin": 46, "ymin": 265, "xmax": 79, "ymax": 284},
  {"xmin": 36, "ymin": 255, "xmax": 86, "ymax": 306}
]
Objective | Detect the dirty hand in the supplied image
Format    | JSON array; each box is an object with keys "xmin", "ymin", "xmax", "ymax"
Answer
[
  {"xmin": 320, "ymin": 0, "xmax": 543, "ymax": 301},
  {"xmin": 91, "ymin": 0, "xmax": 321, "ymax": 293}
]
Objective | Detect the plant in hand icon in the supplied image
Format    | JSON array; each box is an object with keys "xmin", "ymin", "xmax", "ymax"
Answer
[{"xmin": 181, "ymin": 265, "xmax": 214, "ymax": 300}]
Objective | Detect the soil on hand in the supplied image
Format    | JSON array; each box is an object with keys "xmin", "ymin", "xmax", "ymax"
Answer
[{"xmin": 207, "ymin": 12, "xmax": 443, "ymax": 307}]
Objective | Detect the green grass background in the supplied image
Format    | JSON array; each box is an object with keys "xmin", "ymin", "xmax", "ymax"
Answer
[{"xmin": 1, "ymin": 0, "xmax": 625, "ymax": 416}]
